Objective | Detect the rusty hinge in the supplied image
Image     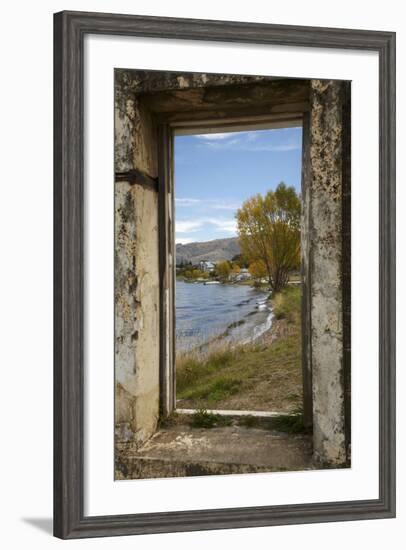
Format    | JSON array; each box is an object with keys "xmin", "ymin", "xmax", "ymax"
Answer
[{"xmin": 115, "ymin": 169, "xmax": 158, "ymax": 192}]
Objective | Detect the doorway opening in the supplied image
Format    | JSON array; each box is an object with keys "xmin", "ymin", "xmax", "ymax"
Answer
[
  {"xmin": 173, "ymin": 125, "xmax": 304, "ymax": 425},
  {"xmin": 114, "ymin": 70, "xmax": 351, "ymax": 479}
]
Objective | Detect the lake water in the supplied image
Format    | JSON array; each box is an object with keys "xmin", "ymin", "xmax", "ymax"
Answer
[{"xmin": 176, "ymin": 280, "xmax": 273, "ymax": 352}]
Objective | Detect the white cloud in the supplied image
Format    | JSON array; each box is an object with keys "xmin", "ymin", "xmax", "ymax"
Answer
[
  {"xmin": 175, "ymin": 198, "xmax": 202, "ymax": 206},
  {"xmin": 176, "ymin": 217, "xmax": 237, "ymax": 236},
  {"xmin": 195, "ymin": 132, "xmax": 235, "ymax": 141},
  {"xmin": 205, "ymin": 218, "xmax": 237, "ymax": 233},
  {"xmin": 210, "ymin": 202, "xmax": 240, "ymax": 211},
  {"xmin": 193, "ymin": 128, "xmax": 302, "ymax": 152},
  {"xmin": 204, "ymin": 138, "xmax": 240, "ymax": 149},
  {"xmin": 175, "ymin": 220, "xmax": 203, "ymax": 233},
  {"xmin": 175, "ymin": 197, "xmax": 239, "ymax": 211},
  {"xmin": 175, "ymin": 237, "xmax": 195, "ymax": 245},
  {"xmin": 205, "ymin": 139, "xmax": 300, "ymax": 152}
]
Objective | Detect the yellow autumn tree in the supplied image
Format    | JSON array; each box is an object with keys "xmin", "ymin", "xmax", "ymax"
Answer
[
  {"xmin": 216, "ymin": 260, "xmax": 231, "ymax": 281},
  {"xmin": 248, "ymin": 259, "xmax": 267, "ymax": 285},
  {"xmin": 236, "ymin": 183, "xmax": 301, "ymax": 292}
]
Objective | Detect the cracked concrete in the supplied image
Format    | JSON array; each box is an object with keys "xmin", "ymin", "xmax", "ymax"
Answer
[{"xmin": 116, "ymin": 424, "xmax": 314, "ymax": 480}]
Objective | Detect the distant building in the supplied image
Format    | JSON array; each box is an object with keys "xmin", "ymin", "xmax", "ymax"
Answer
[
  {"xmin": 199, "ymin": 260, "xmax": 215, "ymax": 272},
  {"xmin": 235, "ymin": 268, "xmax": 251, "ymax": 281}
]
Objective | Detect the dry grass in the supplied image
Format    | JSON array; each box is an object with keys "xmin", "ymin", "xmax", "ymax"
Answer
[{"xmin": 272, "ymin": 285, "xmax": 301, "ymax": 324}]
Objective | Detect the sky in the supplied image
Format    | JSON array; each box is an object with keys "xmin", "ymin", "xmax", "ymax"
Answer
[{"xmin": 174, "ymin": 127, "xmax": 302, "ymax": 244}]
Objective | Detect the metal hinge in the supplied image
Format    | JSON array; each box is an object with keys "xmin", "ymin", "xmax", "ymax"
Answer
[{"xmin": 115, "ymin": 169, "xmax": 158, "ymax": 192}]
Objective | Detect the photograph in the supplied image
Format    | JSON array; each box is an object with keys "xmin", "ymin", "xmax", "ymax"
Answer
[{"xmin": 114, "ymin": 69, "xmax": 351, "ymax": 480}]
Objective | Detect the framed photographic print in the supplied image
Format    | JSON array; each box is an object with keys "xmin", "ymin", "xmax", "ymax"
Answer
[{"xmin": 54, "ymin": 10, "xmax": 396, "ymax": 539}]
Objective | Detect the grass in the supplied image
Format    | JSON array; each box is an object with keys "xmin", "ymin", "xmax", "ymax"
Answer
[
  {"xmin": 179, "ymin": 375, "xmax": 242, "ymax": 403},
  {"xmin": 176, "ymin": 347, "xmax": 238, "ymax": 395},
  {"xmin": 238, "ymin": 412, "xmax": 309, "ymax": 434},
  {"xmin": 159, "ymin": 409, "xmax": 308, "ymax": 434},
  {"xmin": 272, "ymin": 285, "xmax": 301, "ymax": 324},
  {"xmin": 176, "ymin": 286, "xmax": 302, "ymax": 412},
  {"xmin": 190, "ymin": 408, "xmax": 233, "ymax": 428},
  {"xmin": 267, "ymin": 412, "xmax": 308, "ymax": 434}
]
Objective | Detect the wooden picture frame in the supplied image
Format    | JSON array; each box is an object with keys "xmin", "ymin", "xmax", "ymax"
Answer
[{"xmin": 54, "ymin": 10, "xmax": 396, "ymax": 539}]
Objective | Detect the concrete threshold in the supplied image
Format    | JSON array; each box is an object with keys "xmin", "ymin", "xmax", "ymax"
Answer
[
  {"xmin": 176, "ymin": 408, "xmax": 297, "ymax": 418},
  {"xmin": 116, "ymin": 424, "xmax": 313, "ymax": 480}
]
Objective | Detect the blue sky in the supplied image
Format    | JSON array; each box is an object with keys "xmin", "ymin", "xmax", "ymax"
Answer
[{"xmin": 174, "ymin": 127, "xmax": 302, "ymax": 244}]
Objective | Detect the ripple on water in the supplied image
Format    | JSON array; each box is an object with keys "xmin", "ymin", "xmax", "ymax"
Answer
[{"xmin": 176, "ymin": 280, "xmax": 272, "ymax": 352}]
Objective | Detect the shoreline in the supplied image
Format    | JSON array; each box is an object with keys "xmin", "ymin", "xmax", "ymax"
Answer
[
  {"xmin": 177, "ymin": 292, "xmax": 274, "ymax": 357},
  {"xmin": 176, "ymin": 285, "xmax": 302, "ymax": 413},
  {"xmin": 176, "ymin": 279, "xmax": 301, "ymax": 357},
  {"xmin": 176, "ymin": 275, "xmax": 269, "ymax": 289}
]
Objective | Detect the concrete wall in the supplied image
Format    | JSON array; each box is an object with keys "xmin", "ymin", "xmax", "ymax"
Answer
[
  {"xmin": 114, "ymin": 75, "xmax": 160, "ymax": 448},
  {"xmin": 307, "ymin": 80, "xmax": 350, "ymax": 466},
  {"xmin": 300, "ymin": 112, "xmax": 313, "ymax": 429}
]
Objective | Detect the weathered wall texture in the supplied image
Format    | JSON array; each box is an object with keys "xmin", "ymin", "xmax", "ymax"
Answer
[
  {"xmin": 114, "ymin": 180, "xmax": 160, "ymax": 446},
  {"xmin": 307, "ymin": 79, "xmax": 349, "ymax": 466},
  {"xmin": 115, "ymin": 74, "xmax": 160, "ymax": 449}
]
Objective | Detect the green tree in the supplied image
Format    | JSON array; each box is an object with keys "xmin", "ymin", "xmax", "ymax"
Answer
[{"xmin": 236, "ymin": 182, "xmax": 301, "ymax": 292}]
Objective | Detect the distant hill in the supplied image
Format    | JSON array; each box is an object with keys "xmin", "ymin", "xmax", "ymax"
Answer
[{"xmin": 176, "ymin": 237, "xmax": 240, "ymax": 265}]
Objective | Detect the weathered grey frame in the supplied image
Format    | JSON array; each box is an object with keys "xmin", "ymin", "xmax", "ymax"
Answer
[{"xmin": 54, "ymin": 10, "xmax": 396, "ymax": 539}]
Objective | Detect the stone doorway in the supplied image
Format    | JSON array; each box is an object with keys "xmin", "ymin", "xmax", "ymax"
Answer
[{"xmin": 114, "ymin": 69, "xmax": 351, "ymax": 478}]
